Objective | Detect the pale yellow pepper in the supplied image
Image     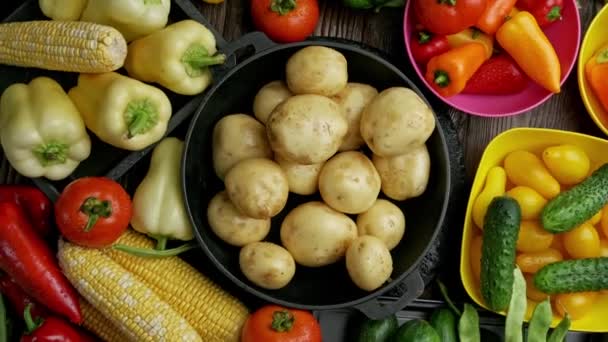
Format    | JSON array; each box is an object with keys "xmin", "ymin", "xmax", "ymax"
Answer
[
  {"xmin": 472, "ymin": 166, "xmax": 507, "ymax": 229},
  {"xmin": 39, "ymin": 0, "xmax": 88, "ymax": 21}
]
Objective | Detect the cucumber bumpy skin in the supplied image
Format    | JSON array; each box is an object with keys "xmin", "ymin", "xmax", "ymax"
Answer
[
  {"xmin": 534, "ymin": 257, "xmax": 608, "ymax": 294},
  {"xmin": 480, "ymin": 196, "xmax": 522, "ymax": 312},
  {"xmin": 541, "ymin": 163, "xmax": 608, "ymax": 233}
]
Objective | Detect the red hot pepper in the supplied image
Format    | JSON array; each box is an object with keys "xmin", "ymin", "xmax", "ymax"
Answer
[
  {"xmin": 516, "ymin": 0, "xmax": 563, "ymax": 27},
  {"xmin": 0, "ymin": 186, "xmax": 52, "ymax": 238},
  {"xmin": 462, "ymin": 55, "xmax": 529, "ymax": 95},
  {"xmin": 410, "ymin": 31, "xmax": 451, "ymax": 65},
  {"xmin": 0, "ymin": 274, "xmax": 48, "ymax": 320},
  {"xmin": 20, "ymin": 305, "xmax": 97, "ymax": 342},
  {"xmin": 0, "ymin": 202, "xmax": 81, "ymax": 324}
]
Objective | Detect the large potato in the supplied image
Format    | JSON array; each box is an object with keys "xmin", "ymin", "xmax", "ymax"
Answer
[
  {"xmin": 372, "ymin": 144, "xmax": 431, "ymax": 201},
  {"xmin": 239, "ymin": 242, "xmax": 296, "ymax": 290},
  {"xmin": 360, "ymin": 87, "xmax": 435, "ymax": 157},
  {"xmin": 285, "ymin": 46, "xmax": 348, "ymax": 96},
  {"xmin": 212, "ymin": 113, "xmax": 272, "ymax": 179},
  {"xmin": 252, "ymin": 80, "xmax": 293, "ymax": 125},
  {"xmin": 318, "ymin": 151, "xmax": 381, "ymax": 214},
  {"xmin": 346, "ymin": 235, "xmax": 393, "ymax": 291},
  {"xmin": 330, "ymin": 83, "xmax": 378, "ymax": 151},
  {"xmin": 280, "ymin": 201, "xmax": 358, "ymax": 267},
  {"xmin": 207, "ymin": 191, "xmax": 271, "ymax": 246},
  {"xmin": 275, "ymin": 155, "xmax": 324, "ymax": 195},
  {"xmin": 357, "ymin": 199, "xmax": 406, "ymax": 250},
  {"xmin": 267, "ymin": 94, "xmax": 348, "ymax": 164},
  {"xmin": 225, "ymin": 158, "xmax": 289, "ymax": 219}
]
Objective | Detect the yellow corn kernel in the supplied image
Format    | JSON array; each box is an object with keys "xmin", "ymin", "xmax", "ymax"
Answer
[{"xmin": 79, "ymin": 298, "xmax": 130, "ymax": 342}]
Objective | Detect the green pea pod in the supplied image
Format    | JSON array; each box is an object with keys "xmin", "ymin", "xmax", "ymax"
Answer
[
  {"xmin": 547, "ymin": 314, "xmax": 571, "ymax": 342},
  {"xmin": 527, "ymin": 298, "xmax": 552, "ymax": 342},
  {"xmin": 458, "ymin": 303, "xmax": 480, "ymax": 342},
  {"xmin": 505, "ymin": 267, "xmax": 527, "ymax": 342}
]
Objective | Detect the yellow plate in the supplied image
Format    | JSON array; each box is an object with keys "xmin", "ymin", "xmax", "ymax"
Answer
[
  {"xmin": 460, "ymin": 127, "xmax": 608, "ymax": 333},
  {"xmin": 578, "ymin": 4, "xmax": 608, "ymax": 136}
]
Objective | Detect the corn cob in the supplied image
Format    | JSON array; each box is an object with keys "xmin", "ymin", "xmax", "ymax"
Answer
[
  {"xmin": 105, "ymin": 230, "xmax": 249, "ymax": 342},
  {"xmin": 0, "ymin": 20, "xmax": 126, "ymax": 73},
  {"xmin": 57, "ymin": 239, "xmax": 202, "ymax": 342},
  {"xmin": 79, "ymin": 298, "xmax": 130, "ymax": 342}
]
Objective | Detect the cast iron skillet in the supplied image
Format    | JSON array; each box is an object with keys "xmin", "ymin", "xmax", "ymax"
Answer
[{"xmin": 182, "ymin": 32, "xmax": 452, "ymax": 320}]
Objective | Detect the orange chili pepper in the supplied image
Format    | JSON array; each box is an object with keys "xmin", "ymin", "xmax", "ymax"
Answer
[
  {"xmin": 476, "ymin": 0, "xmax": 518, "ymax": 35},
  {"xmin": 425, "ymin": 43, "xmax": 486, "ymax": 97},
  {"xmin": 446, "ymin": 28, "xmax": 494, "ymax": 60},
  {"xmin": 585, "ymin": 43, "xmax": 608, "ymax": 113},
  {"xmin": 496, "ymin": 11, "xmax": 561, "ymax": 93}
]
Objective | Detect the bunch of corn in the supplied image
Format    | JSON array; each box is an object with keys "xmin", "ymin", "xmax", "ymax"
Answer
[{"xmin": 0, "ymin": 20, "xmax": 127, "ymax": 73}]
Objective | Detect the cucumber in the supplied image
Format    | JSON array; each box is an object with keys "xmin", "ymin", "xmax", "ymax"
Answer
[
  {"xmin": 429, "ymin": 308, "xmax": 457, "ymax": 342},
  {"xmin": 391, "ymin": 319, "xmax": 440, "ymax": 342},
  {"xmin": 480, "ymin": 196, "xmax": 521, "ymax": 311},
  {"xmin": 534, "ymin": 257, "xmax": 608, "ymax": 294},
  {"xmin": 541, "ymin": 163, "xmax": 608, "ymax": 233},
  {"xmin": 355, "ymin": 315, "xmax": 399, "ymax": 342}
]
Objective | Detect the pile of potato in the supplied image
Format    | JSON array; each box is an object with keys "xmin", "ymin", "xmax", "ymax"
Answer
[{"xmin": 206, "ymin": 45, "xmax": 436, "ymax": 292}]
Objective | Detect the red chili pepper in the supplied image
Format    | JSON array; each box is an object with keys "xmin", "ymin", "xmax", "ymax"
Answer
[
  {"xmin": 0, "ymin": 202, "xmax": 81, "ymax": 324},
  {"xmin": 0, "ymin": 186, "xmax": 52, "ymax": 238},
  {"xmin": 516, "ymin": 0, "xmax": 563, "ymax": 27},
  {"xmin": 0, "ymin": 274, "xmax": 48, "ymax": 320},
  {"xmin": 462, "ymin": 55, "xmax": 529, "ymax": 95},
  {"xmin": 410, "ymin": 30, "xmax": 451, "ymax": 65},
  {"xmin": 20, "ymin": 304, "xmax": 97, "ymax": 342}
]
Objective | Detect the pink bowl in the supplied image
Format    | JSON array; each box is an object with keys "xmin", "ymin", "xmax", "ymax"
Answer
[{"xmin": 403, "ymin": 0, "xmax": 581, "ymax": 117}]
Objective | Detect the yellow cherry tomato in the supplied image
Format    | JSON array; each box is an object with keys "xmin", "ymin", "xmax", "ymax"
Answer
[
  {"xmin": 588, "ymin": 209, "xmax": 603, "ymax": 226},
  {"xmin": 472, "ymin": 166, "xmax": 507, "ymax": 229},
  {"xmin": 600, "ymin": 240, "xmax": 608, "ymax": 257},
  {"xmin": 470, "ymin": 235, "xmax": 483, "ymax": 281},
  {"xmin": 554, "ymin": 292, "xmax": 597, "ymax": 320},
  {"xmin": 516, "ymin": 248, "xmax": 563, "ymax": 274},
  {"xmin": 506, "ymin": 186, "xmax": 547, "ymax": 220},
  {"xmin": 542, "ymin": 144, "xmax": 591, "ymax": 185},
  {"xmin": 549, "ymin": 233, "xmax": 569, "ymax": 257},
  {"xmin": 516, "ymin": 221, "xmax": 553, "ymax": 253},
  {"xmin": 504, "ymin": 150, "xmax": 560, "ymax": 199},
  {"xmin": 563, "ymin": 222, "xmax": 601, "ymax": 259},
  {"xmin": 601, "ymin": 205, "xmax": 608, "ymax": 238},
  {"xmin": 525, "ymin": 274, "xmax": 548, "ymax": 302}
]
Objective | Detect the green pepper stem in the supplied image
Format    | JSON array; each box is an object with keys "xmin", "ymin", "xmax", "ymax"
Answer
[
  {"xmin": 433, "ymin": 70, "xmax": 451, "ymax": 88},
  {"xmin": 271, "ymin": 310, "xmax": 295, "ymax": 332},
  {"xmin": 32, "ymin": 141, "xmax": 69, "ymax": 167},
  {"xmin": 597, "ymin": 49, "xmax": 608, "ymax": 64},
  {"xmin": 80, "ymin": 197, "xmax": 112, "ymax": 232},
  {"xmin": 112, "ymin": 242, "xmax": 198, "ymax": 258},
  {"xmin": 270, "ymin": 0, "xmax": 297, "ymax": 15},
  {"xmin": 23, "ymin": 304, "xmax": 42, "ymax": 334},
  {"xmin": 181, "ymin": 44, "xmax": 226, "ymax": 78},
  {"xmin": 124, "ymin": 99, "xmax": 159, "ymax": 139},
  {"xmin": 417, "ymin": 31, "xmax": 432, "ymax": 44},
  {"xmin": 154, "ymin": 236, "xmax": 168, "ymax": 251}
]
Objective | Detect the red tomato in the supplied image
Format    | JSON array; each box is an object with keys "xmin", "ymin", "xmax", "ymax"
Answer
[
  {"xmin": 55, "ymin": 177, "xmax": 132, "ymax": 248},
  {"xmin": 413, "ymin": 0, "xmax": 488, "ymax": 35},
  {"xmin": 241, "ymin": 305, "xmax": 322, "ymax": 342},
  {"xmin": 251, "ymin": 0, "xmax": 319, "ymax": 43}
]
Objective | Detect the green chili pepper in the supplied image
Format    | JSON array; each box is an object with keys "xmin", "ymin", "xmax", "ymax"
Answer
[
  {"xmin": 527, "ymin": 298, "xmax": 552, "ymax": 342},
  {"xmin": 458, "ymin": 303, "xmax": 480, "ymax": 342},
  {"xmin": 547, "ymin": 314, "xmax": 571, "ymax": 342},
  {"xmin": 505, "ymin": 267, "xmax": 527, "ymax": 342}
]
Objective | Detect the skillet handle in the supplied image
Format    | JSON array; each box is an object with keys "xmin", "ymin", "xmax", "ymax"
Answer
[
  {"xmin": 354, "ymin": 270, "xmax": 425, "ymax": 320},
  {"xmin": 212, "ymin": 32, "xmax": 276, "ymax": 78}
]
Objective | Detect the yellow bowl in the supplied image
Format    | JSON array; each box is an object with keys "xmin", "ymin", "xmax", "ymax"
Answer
[
  {"xmin": 460, "ymin": 127, "xmax": 608, "ymax": 333},
  {"xmin": 578, "ymin": 4, "xmax": 608, "ymax": 136}
]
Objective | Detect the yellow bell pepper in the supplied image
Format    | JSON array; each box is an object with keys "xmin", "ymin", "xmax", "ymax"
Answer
[
  {"xmin": 125, "ymin": 20, "xmax": 225, "ymax": 96},
  {"xmin": 0, "ymin": 77, "xmax": 91, "ymax": 180},
  {"xmin": 68, "ymin": 72, "xmax": 172, "ymax": 151},
  {"xmin": 38, "ymin": 0, "xmax": 88, "ymax": 21},
  {"xmin": 80, "ymin": 0, "xmax": 170, "ymax": 42}
]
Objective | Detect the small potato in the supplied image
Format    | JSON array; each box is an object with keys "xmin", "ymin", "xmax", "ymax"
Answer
[
  {"xmin": 239, "ymin": 242, "xmax": 296, "ymax": 290},
  {"xmin": 346, "ymin": 235, "xmax": 393, "ymax": 291},
  {"xmin": 280, "ymin": 201, "xmax": 358, "ymax": 267},
  {"xmin": 225, "ymin": 158, "xmax": 289, "ymax": 219},
  {"xmin": 212, "ymin": 113, "xmax": 272, "ymax": 180},
  {"xmin": 275, "ymin": 155, "xmax": 324, "ymax": 195},
  {"xmin": 318, "ymin": 151, "xmax": 381, "ymax": 214},
  {"xmin": 360, "ymin": 87, "xmax": 436, "ymax": 157},
  {"xmin": 356, "ymin": 199, "xmax": 406, "ymax": 250},
  {"xmin": 207, "ymin": 191, "xmax": 270, "ymax": 246},
  {"xmin": 330, "ymin": 83, "xmax": 378, "ymax": 151},
  {"xmin": 372, "ymin": 144, "xmax": 431, "ymax": 201},
  {"xmin": 267, "ymin": 94, "xmax": 348, "ymax": 164},
  {"xmin": 285, "ymin": 46, "xmax": 348, "ymax": 96},
  {"xmin": 252, "ymin": 80, "xmax": 293, "ymax": 125}
]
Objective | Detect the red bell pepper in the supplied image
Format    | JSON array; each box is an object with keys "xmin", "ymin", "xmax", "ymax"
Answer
[
  {"xmin": 410, "ymin": 31, "xmax": 451, "ymax": 65},
  {"xmin": 0, "ymin": 274, "xmax": 48, "ymax": 320},
  {"xmin": 516, "ymin": 0, "xmax": 563, "ymax": 27},
  {"xmin": 462, "ymin": 55, "xmax": 529, "ymax": 95},
  {"xmin": 0, "ymin": 186, "xmax": 52, "ymax": 238},
  {"xmin": 0, "ymin": 202, "xmax": 81, "ymax": 324},
  {"xmin": 21, "ymin": 305, "xmax": 97, "ymax": 342}
]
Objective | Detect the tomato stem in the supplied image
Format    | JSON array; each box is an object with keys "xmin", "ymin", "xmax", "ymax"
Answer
[
  {"xmin": 437, "ymin": 0, "xmax": 456, "ymax": 5},
  {"xmin": 80, "ymin": 197, "xmax": 112, "ymax": 232},
  {"xmin": 418, "ymin": 31, "xmax": 432, "ymax": 44},
  {"xmin": 270, "ymin": 0, "xmax": 297, "ymax": 15},
  {"xmin": 23, "ymin": 304, "xmax": 43, "ymax": 334},
  {"xmin": 434, "ymin": 70, "xmax": 451, "ymax": 88},
  {"xmin": 547, "ymin": 6, "xmax": 562, "ymax": 21},
  {"xmin": 271, "ymin": 310, "xmax": 295, "ymax": 332}
]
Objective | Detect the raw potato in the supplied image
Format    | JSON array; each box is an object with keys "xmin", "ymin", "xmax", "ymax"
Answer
[
  {"xmin": 360, "ymin": 87, "xmax": 436, "ymax": 157},
  {"xmin": 330, "ymin": 83, "xmax": 378, "ymax": 151},
  {"xmin": 280, "ymin": 201, "xmax": 358, "ymax": 267},
  {"xmin": 357, "ymin": 199, "xmax": 406, "ymax": 250},
  {"xmin": 225, "ymin": 158, "xmax": 289, "ymax": 219},
  {"xmin": 239, "ymin": 242, "xmax": 296, "ymax": 290},
  {"xmin": 372, "ymin": 144, "xmax": 431, "ymax": 201},
  {"xmin": 285, "ymin": 46, "xmax": 348, "ymax": 96},
  {"xmin": 275, "ymin": 155, "xmax": 324, "ymax": 195},
  {"xmin": 252, "ymin": 80, "xmax": 293, "ymax": 125},
  {"xmin": 212, "ymin": 114, "xmax": 272, "ymax": 180},
  {"xmin": 318, "ymin": 151, "xmax": 381, "ymax": 214},
  {"xmin": 266, "ymin": 94, "xmax": 348, "ymax": 164},
  {"xmin": 207, "ymin": 191, "xmax": 271, "ymax": 246},
  {"xmin": 346, "ymin": 235, "xmax": 393, "ymax": 291}
]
